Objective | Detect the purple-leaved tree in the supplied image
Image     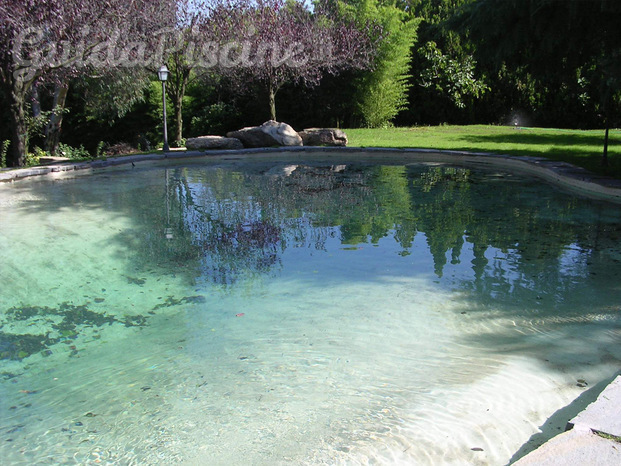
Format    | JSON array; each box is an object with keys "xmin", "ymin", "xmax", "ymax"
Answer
[
  {"xmin": 0, "ymin": 0, "xmax": 177, "ymax": 166},
  {"xmin": 159, "ymin": 0, "xmax": 379, "ymax": 139},
  {"xmin": 202, "ymin": 0, "xmax": 379, "ymax": 121},
  {"xmin": 0, "ymin": 0, "xmax": 379, "ymax": 165}
]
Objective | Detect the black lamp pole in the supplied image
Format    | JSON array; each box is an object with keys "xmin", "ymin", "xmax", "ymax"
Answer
[{"xmin": 158, "ymin": 65, "xmax": 170, "ymax": 153}]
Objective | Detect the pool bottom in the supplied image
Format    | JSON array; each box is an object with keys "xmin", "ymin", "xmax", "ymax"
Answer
[{"xmin": 1, "ymin": 273, "xmax": 615, "ymax": 465}]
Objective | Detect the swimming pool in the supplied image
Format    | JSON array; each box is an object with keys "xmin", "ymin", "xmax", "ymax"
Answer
[{"xmin": 1, "ymin": 155, "xmax": 620, "ymax": 464}]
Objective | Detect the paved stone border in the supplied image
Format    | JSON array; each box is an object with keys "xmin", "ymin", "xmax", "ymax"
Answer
[
  {"xmin": 514, "ymin": 375, "xmax": 621, "ymax": 465},
  {"xmin": 2, "ymin": 147, "xmax": 621, "ymax": 203}
]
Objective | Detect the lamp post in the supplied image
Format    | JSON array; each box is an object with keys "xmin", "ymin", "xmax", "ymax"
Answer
[{"xmin": 157, "ymin": 65, "xmax": 170, "ymax": 153}]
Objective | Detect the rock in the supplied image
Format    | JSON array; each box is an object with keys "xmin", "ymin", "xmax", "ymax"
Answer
[
  {"xmin": 299, "ymin": 128, "xmax": 348, "ymax": 147},
  {"xmin": 185, "ymin": 136, "xmax": 244, "ymax": 151},
  {"xmin": 265, "ymin": 164, "xmax": 299, "ymax": 176},
  {"xmin": 39, "ymin": 156, "xmax": 70, "ymax": 165},
  {"xmin": 226, "ymin": 120, "xmax": 303, "ymax": 148}
]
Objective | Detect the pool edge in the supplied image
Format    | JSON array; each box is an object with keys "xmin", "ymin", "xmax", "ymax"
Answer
[{"xmin": 2, "ymin": 147, "xmax": 621, "ymax": 203}]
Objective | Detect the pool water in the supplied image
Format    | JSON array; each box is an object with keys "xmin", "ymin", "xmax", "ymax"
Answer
[{"xmin": 1, "ymin": 157, "xmax": 620, "ymax": 465}]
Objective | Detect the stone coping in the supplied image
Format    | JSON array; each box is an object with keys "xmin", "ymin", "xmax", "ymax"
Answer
[
  {"xmin": 1, "ymin": 146, "xmax": 621, "ymax": 203},
  {"xmin": 513, "ymin": 375, "xmax": 621, "ymax": 465}
]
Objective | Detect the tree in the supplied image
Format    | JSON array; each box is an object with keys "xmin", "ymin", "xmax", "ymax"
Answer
[
  {"xmin": 167, "ymin": 46, "xmax": 195, "ymax": 144},
  {"xmin": 203, "ymin": 0, "xmax": 379, "ymax": 121},
  {"xmin": 162, "ymin": 0, "xmax": 212, "ymax": 144},
  {"xmin": 339, "ymin": 0, "xmax": 419, "ymax": 128},
  {"xmin": 398, "ymin": 0, "xmax": 488, "ymax": 125},
  {"xmin": 417, "ymin": 41, "xmax": 488, "ymax": 110},
  {"xmin": 459, "ymin": 0, "xmax": 621, "ymax": 163},
  {"xmin": 0, "ymin": 0, "xmax": 177, "ymax": 166}
]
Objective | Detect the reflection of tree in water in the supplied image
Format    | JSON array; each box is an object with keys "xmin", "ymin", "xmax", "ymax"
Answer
[
  {"xmin": 408, "ymin": 167, "xmax": 621, "ymax": 314},
  {"xmin": 163, "ymin": 165, "xmax": 358, "ymax": 285},
  {"xmin": 151, "ymin": 162, "xmax": 621, "ymax": 308}
]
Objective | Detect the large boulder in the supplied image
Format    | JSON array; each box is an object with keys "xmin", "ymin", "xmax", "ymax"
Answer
[
  {"xmin": 185, "ymin": 136, "xmax": 244, "ymax": 151},
  {"xmin": 227, "ymin": 120, "xmax": 303, "ymax": 148},
  {"xmin": 299, "ymin": 128, "xmax": 348, "ymax": 147}
]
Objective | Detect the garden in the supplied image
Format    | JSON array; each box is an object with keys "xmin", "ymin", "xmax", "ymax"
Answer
[{"xmin": 1, "ymin": 0, "xmax": 619, "ymax": 176}]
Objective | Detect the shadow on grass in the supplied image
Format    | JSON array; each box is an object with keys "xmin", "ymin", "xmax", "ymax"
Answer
[
  {"xmin": 455, "ymin": 132, "xmax": 621, "ymax": 177},
  {"xmin": 461, "ymin": 130, "xmax": 614, "ymax": 147}
]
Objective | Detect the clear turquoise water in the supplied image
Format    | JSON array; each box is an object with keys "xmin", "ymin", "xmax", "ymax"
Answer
[{"xmin": 1, "ymin": 157, "xmax": 620, "ymax": 464}]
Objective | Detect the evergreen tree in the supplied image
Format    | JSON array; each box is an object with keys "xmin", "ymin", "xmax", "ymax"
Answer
[{"xmin": 341, "ymin": 0, "xmax": 420, "ymax": 127}]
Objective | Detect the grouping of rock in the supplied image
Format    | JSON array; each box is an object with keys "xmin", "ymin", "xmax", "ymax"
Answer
[
  {"xmin": 184, "ymin": 136, "xmax": 243, "ymax": 151},
  {"xmin": 185, "ymin": 120, "xmax": 347, "ymax": 151}
]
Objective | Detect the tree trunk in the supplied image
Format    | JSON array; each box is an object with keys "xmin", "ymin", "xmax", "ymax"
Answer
[
  {"xmin": 167, "ymin": 77, "xmax": 187, "ymax": 144},
  {"xmin": 45, "ymin": 83, "xmax": 69, "ymax": 155},
  {"xmin": 8, "ymin": 101, "xmax": 28, "ymax": 168},
  {"xmin": 31, "ymin": 86, "xmax": 41, "ymax": 119},
  {"xmin": 174, "ymin": 94, "xmax": 183, "ymax": 144},
  {"xmin": 7, "ymin": 76, "xmax": 31, "ymax": 167},
  {"xmin": 602, "ymin": 121, "xmax": 609, "ymax": 168},
  {"xmin": 166, "ymin": 58, "xmax": 190, "ymax": 145},
  {"xmin": 269, "ymin": 84, "xmax": 277, "ymax": 121}
]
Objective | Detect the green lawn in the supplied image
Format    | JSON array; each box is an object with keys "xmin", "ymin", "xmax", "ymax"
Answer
[{"xmin": 346, "ymin": 125, "xmax": 621, "ymax": 178}]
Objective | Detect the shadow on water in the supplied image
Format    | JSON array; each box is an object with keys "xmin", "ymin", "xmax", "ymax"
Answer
[{"xmin": 506, "ymin": 372, "xmax": 621, "ymax": 465}]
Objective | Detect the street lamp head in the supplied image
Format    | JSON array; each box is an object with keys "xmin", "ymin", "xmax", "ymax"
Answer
[{"xmin": 158, "ymin": 65, "xmax": 169, "ymax": 82}]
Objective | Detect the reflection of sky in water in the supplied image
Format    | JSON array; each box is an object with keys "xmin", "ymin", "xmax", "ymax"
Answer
[{"xmin": 1, "ymin": 160, "xmax": 620, "ymax": 464}]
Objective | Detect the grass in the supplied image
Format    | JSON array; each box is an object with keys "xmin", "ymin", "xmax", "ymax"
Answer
[
  {"xmin": 594, "ymin": 431, "xmax": 621, "ymax": 443},
  {"xmin": 345, "ymin": 125, "xmax": 621, "ymax": 178}
]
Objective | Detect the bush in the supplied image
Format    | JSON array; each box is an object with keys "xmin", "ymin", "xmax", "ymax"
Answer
[
  {"xmin": 25, "ymin": 147, "xmax": 46, "ymax": 167},
  {"xmin": 96, "ymin": 141, "xmax": 107, "ymax": 158},
  {"xmin": 105, "ymin": 143, "xmax": 140, "ymax": 156},
  {"xmin": 0, "ymin": 140, "xmax": 10, "ymax": 168},
  {"xmin": 172, "ymin": 138, "xmax": 186, "ymax": 149},
  {"xmin": 57, "ymin": 143, "xmax": 91, "ymax": 159},
  {"xmin": 189, "ymin": 102, "xmax": 240, "ymax": 136}
]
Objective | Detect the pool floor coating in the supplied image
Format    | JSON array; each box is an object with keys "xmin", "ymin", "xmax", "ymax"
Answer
[
  {"xmin": 1, "ymin": 320, "xmax": 610, "ymax": 465},
  {"xmin": 1, "ymin": 153, "xmax": 621, "ymax": 464}
]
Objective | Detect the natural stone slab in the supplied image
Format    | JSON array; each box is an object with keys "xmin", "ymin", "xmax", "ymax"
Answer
[
  {"xmin": 39, "ymin": 156, "xmax": 70, "ymax": 164},
  {"xmin": 14, "ymin": 167, "xmax": 51, "ymax": 178},
  {"xmin": 569, "ymin": 375, "xmax": 621, "ymax": 436},
  {"xmin": 513, "ymin": 427, "xmax": 621, "ymax": 465},
  {"xmin": 299, "ymin": 128, "xmax": 348, "ymax": 146},
  {"xmin": 227, "ymin": 120, "xmax": 303, "ymax": 148},
  {"xmin": 185, "ymin": 136, "xmax": 243, "ymax": 151}
]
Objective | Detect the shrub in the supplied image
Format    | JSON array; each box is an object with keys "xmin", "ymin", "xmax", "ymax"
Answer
[
  {"xmin": 57, "ymin": 143, "xmax": 91, "ymax": 159},
  {"xmin": 105, "ymin": 143, "xmax": 140, "ymax": 156},
  {"xmin": 0, "ymin": 140, "xmax": 10, "ymax": 168},
  {"xmin": 26, "ymin": 147, "xmax": 46, "ymax": 167}
]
